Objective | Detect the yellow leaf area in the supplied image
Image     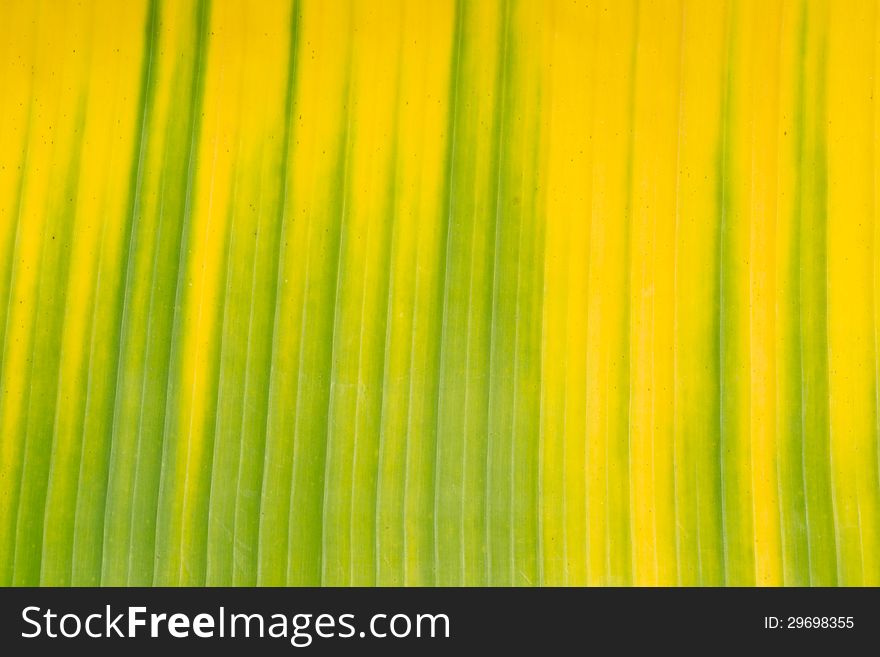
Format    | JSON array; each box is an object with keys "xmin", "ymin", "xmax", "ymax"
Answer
[{"xmin": 0, "ymin": 0, "xmax": 877, "ymax": 586}]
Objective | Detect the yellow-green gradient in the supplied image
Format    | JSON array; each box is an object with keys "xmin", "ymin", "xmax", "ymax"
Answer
[{"xmin": 1, "ymin": 0, "xmax": 878, "ymax": 586}]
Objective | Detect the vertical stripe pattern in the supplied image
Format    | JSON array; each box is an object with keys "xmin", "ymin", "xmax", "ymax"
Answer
[{"xmin": 1, "ymin": 0, "xmax": 879, "ymax": 586}]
